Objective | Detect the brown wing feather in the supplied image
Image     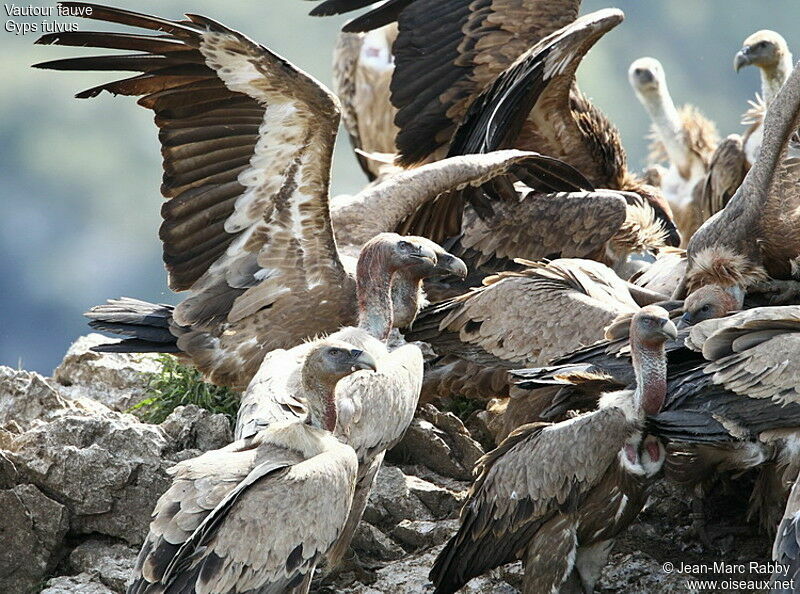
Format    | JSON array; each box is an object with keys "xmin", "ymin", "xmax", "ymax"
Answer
[
  {"xmin": 36, "ymin": 4, "xmax": 353, "ymax": 388},
  {"xmin": 430, "ymin": 407, "xmax": 633, "ymax": 592}
]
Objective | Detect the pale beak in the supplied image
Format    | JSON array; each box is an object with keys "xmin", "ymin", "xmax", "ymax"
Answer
[
  {"xmin": 436, "ymin": 254, "xmax": 468, "ymax": 279},
  {"xmin": 414, "ymin": 244, "xmax": 438, "ymax": 267},
  {"xmin": 660, "ymin": 319, "xmax": 679, "ymax": 340},
  {"xmin": 349, "ymin": 349, "xmax": 377, "ymax": 372},
  {"xmin": 734, "ymin": 48, "xmax": 751, "ymax": 72}
]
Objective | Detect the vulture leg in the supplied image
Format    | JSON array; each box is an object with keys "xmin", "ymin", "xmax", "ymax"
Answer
[
  {"xmin": 574, "ymin": 539, "xmax": 614, "ymax": 592},
  {"xmin": 748, "ymin": 279, "xmax": 800, "ymax": 305},
  {"xmin": 690, "ymin": 495, "xmax": 717, "ymax": 550}
]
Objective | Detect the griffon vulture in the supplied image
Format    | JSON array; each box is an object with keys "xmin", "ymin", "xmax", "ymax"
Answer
[
  {"xmin": 676, "ymin": 57, "xmax": 800, "ymax": 311},
  {"xmin": 734, "ymin": 30, "xmax": 794, "ymax": 165},
  {"xmin": 513, "ymin": 306, "xmax": 800, "ymax": 538},
  {"xmin": 35, "ymin": 3, "xmax": 577, "ymax": 389},
  {"xmin": 127, "ymin": 339, "xmax": 372, "ymax": 594},
  {"xmin": 628, "ymin": 57, "xmax": 719, "ymax": 244},
  {"xmin": 429, "ymin": 307, "xmax": 675, "ymax": 594}
]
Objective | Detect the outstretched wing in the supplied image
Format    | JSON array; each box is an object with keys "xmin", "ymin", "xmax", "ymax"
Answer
[
  {"xmin": 36, "ymin": 3, "xmax": 352, "ymax": 387},
  {"xmin": 307, "ymin": 0, "xmax": 583, "ymax": 165}
]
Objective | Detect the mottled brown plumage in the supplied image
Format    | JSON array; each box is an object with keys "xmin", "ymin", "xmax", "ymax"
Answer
[
  {"xmin": 40, "ymin": 6, "xmax": 579, "ymax": 389},
  {"xmin": 678, "ymin": 59, "xmax": 800, "ymax": 304},
  {"xmin": 127, "ymin": 340, "xmax": 369, "ymax": 594},
  {"xmin": 408, "ymin": 258, "xmax": 642, "ymax": 403},
  {"xmin": 698, "ymin": 134, "xmax": 749, "ymax": 221},
  {"xmin": 332, "ymin": 24, "xmax": 399, "ymax": 181},
  {"xmin": 306, "ymin": 0, "xmax": 582, "ymax": 166},
  {"xmin": 430, "ymin": 307, "xmax": 674, "ymax": 593}
]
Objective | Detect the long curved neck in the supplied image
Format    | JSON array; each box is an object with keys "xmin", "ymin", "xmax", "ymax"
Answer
[
  {"xmin": 301, "ymin": 376, "xmax": 338, "ymax": 432},
  {"xmin": 762, "ymin": 52, "xmax": 794, "ymax": 104},
  {"xmin": 630, "ymin": 337, "xmax": 667, "ymax": 417},
  {"xmin": 640, "ymin": 85, "xmax": 689, "ymax": 173},
  {"xmin": 390, "ymin": 268, "xmax": 425, "ymax": 328},
  {"xmin": 356, "ymin": 243, "xmax": 395, "ymax": 340}
]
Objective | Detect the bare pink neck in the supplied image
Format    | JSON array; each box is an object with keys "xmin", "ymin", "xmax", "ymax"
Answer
[
  {"xmin": 356, "ymin": 243, "xmax": 395, "ymax": 340},
  {"xmin": 631, "ymin": 339, "xmax": 667, "ymax": 416},
  {"xmin": 391, "ymin": 267, "xmax": 424, "ymax": 328}
]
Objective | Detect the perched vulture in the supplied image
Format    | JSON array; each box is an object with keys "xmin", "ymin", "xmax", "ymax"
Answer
[
  {"xmin": 429, "ymin": 307, "xmax": 675, "ymax": 594},
  {"xmin": 628, "ymin": 57, "xmax": 719, "ymax": 245},
  {"xmin": 306, "ymin": 0, "xmax": 582, "ymax": 165},
  {"xmin": 676, "ymin": 57, "xmax": 800, "ymax": 310},
  {"xmin": 734, "ymin": 30, "xmax": 794, "ymax": 165},
  {"xmin": 513, "ymin": 306, "xmax": 800, "ymax": 536},
  {"xmin": 35, "ymin": 4, "xmax": 582, "ymax": 389},
  {"xmin": 406, "ymin": 257, "xmax": 665, "ymax": 406},
  {"xmin": 128, "ymin": 339, "xmax": 371, "ymax": 594},
  {"xmin": 332, "ymin": 24, "xmax": 399, "ymax": 181},
  {"xmin": 233, "ymin": 233, "xmax": 427, "ymax": 568}
]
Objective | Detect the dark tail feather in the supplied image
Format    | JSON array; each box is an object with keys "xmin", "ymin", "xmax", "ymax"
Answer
[{"xmin": 85, "ymin": 297, "xmax": 181, "ymax": 353}]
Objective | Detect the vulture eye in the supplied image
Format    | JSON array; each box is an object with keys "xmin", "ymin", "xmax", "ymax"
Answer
[
  {"xmin": 398, "ymin": 240, "xmax": 412, "ymax": 251},
  {"xmin": 327, "ymin": 348, "xmax": 346, "ymax": 359},
  {"xmin": 700, "ymin": 304, "xmax": 711, "ymax": 313},
  {"xmin": 634, "ymin": 68, "xmax": 643, "ymax": 76},
  {"xmin": 757, "ymin": 41, "xmax": 768, "ymax": 49}
]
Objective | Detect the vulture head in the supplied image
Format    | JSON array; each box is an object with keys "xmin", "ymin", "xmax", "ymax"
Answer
[
  {"xmin": 358, "ymin": 233, "xmax": 438, "ymax": 275},
  {"xmin": 356, "ymin": 233, "xmax": 439, "ymax": 338},
  {"xmin": 301, "ymin": 339, "xmax": 378, "ymax": 432},
  {"xmin": 678, "ymin": 283, "xmax": 744, "ymax": 328},
  {"xmin": 735, "ymin": 30, "xmax": 791, "ymax": 73},
  {"xmin": 629, "ymin": 306, "xmax": 677, "ymax": 415},
  {"xmin": 628, "ymin": 57, "xmax": 665, "ymax": 96},
  {"xmin": 404, "ymin": 236, "xmax": 468, "ymax": 280}
]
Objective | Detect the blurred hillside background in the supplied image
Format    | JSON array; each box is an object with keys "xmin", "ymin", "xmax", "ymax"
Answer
[{"xmin": 2, "ymin": 0, "xmax": 800, "ymax": 374}]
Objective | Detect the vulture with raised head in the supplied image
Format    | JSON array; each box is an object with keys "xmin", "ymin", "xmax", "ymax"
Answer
[
  {"xmin": 677, "ymin": 57, "xmax": 800, "ymax": 310},
  {"xmin": 406, "ymin": 257, "xmax": 669, "ymax": 403},
  {"xmin": 734, "ymin": 30, "xmax": 794, "ymax": 165},
  {"xmin": 429, "ymin": 307, "xmax": 675, "ymax": 594},
  {"xmin": 306, "ymin": 0, "xmax": 582, "ymax": 165},
  {"xmin": 128, "ymin": 339, "xmax": 371, "ymax": 594},
  {"xmin": 35, "ymin": 4, "xmax": 586, "ymax": 389},
  {"xmin": 628, "ymin": 57, "xmax": 719, "ymax": 244}
]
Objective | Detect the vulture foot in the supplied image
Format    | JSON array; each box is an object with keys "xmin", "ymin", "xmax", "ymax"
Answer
[{"xmin": 749, "ymin": 280, "xmax": 800, "ymax": 305}]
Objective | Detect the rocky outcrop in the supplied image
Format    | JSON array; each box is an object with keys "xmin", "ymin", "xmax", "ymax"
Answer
[{"xmin": 0, "ymin": 336, "xmax": 772, "ymax": 592}]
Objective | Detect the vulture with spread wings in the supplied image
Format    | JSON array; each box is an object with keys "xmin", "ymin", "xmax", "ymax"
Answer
[
  {"xmin": 35, "ymin": 3, "xmax": 577, "ymax": 389},
  {"xmin": 306, "ymin": 0, "xmax": 583, "ymax": 165}
]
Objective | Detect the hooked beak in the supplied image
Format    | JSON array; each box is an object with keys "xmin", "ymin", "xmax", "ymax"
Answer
[
  {"xmin": 660, "ymin": 319, "xmax": 679, "ymax": 340},
  {"xmin": 676, "ymin": 312, "xmax": 692, "ymax": 330},
  {"xmin": 413, "ymin": 244, "xmax": 438, "ymax": 267},
  {"xmin": 349, "ymin": 349, "xmax": 377, "ymax": 372},
  {"xmin": 436, "ymin": 254, "xmax": 468, "ymax": 279},
  {"xmin": 734, "ymin": 48, "xmax": 751, "ymax": 72}
]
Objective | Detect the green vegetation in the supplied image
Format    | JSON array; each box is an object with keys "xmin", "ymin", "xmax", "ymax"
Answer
[
  {"xmin": 131, "ymin": 354, "xmax": 240, "ymax": 423},
  {"xmin": 444, "ymin": 394, "xmax": 483, "ymax": 422}
]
